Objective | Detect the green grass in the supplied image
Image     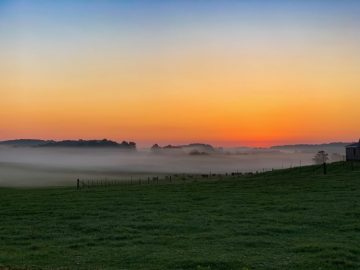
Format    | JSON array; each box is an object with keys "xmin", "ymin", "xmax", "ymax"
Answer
[{"xmin": 0, "ymin": 162, "xmax": 360, "ymax": 269}]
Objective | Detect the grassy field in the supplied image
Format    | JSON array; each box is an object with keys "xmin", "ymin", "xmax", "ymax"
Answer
[{"xmin": 0, "ymin": 162, "xmax": 359, "ymax": 269}]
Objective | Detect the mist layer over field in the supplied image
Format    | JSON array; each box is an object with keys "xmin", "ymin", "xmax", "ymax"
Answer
[{"xmin": 0, "ymin": 146, "xmax": 343, "ymax": 187}]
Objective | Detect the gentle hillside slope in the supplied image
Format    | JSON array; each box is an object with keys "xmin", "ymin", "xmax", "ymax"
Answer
[{"xmin": 0, "ymin": 162, "xmax": 359, "ymax": 270}]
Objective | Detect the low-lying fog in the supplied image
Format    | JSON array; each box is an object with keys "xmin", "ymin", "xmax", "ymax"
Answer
[{"xmin": 0, "ymin": 146, "xmax": 345, "ymax": 187}]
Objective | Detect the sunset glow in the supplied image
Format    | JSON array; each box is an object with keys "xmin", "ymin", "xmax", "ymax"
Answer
[{"xmin": 1, "ymin": 0, "xmax": 360, "ymax": 146}]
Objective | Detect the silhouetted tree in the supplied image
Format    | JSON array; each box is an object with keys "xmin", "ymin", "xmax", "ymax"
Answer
[
  {"xmin": 313, "ymin": 151, "xmax": 329, "ymax": 165},
  {"xmin": 151, "ymin": 144, "xmax": 161, "ymax": 153},
  {"xmin": 129, "ymin": 142, "xmax": 136, "ymax": 149}
]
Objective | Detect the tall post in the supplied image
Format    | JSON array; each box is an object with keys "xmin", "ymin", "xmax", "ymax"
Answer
[
  {"xmin": 77, "ymin": 179, "xmax": 80, "ymax": 190},
  {"xmin": 323, "ymin": 162, "xmax": 327, "ymax": 175}
]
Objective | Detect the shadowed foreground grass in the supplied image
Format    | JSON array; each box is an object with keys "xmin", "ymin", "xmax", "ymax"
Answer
[{"xmin": 0, "ymin": 162, "xmax": 359, "ymax": 269}]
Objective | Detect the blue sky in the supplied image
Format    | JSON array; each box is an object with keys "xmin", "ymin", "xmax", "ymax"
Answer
[{"xmin": 1, "ymin": 0, "xmax": 360, "ymax": 145}]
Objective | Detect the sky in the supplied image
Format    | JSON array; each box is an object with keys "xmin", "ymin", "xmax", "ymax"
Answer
[{"xmin": 1, "ymin": 0, "xmax": 360, "ymax": 147}]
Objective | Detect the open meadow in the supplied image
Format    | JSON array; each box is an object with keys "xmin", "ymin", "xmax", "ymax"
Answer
[{"xmin": 0, "ymin": 162, "xmax": 359, "ymax": 270}]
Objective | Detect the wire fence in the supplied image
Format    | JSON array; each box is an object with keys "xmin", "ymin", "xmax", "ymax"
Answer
[{"xmin": 76, "ymin": 161, "xmax": 360, "ymax": 190}]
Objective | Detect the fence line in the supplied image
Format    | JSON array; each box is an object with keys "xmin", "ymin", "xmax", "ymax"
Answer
[
  {"xmin": 77, "ymin": 175, "xmax": 178, "ymax": 190},
  {"xmin": 76, "ymin": 161, "xmax": 360, "ymax": 190},
  {"xmin": 75, "ymin": 172, "xmax": 254, "ymax": 190}
]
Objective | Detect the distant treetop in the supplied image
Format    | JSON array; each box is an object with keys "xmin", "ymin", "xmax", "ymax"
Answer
[{"xmin": 0, "ymin": 139, "xmax": 136, "ymax": 149}]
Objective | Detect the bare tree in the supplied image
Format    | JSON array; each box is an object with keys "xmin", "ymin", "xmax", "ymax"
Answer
[{"xmin": 313, "ymin": 151, "xmax": 329, "ymax": 165}]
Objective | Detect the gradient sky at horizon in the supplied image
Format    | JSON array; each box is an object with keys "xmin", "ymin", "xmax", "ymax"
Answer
[{"xmin": 1, "ymin": 0, "xmax": 360, "ymax": 147}]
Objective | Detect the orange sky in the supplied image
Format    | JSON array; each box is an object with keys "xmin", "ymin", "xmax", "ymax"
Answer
[{"xmin": 1, "ymin": 1, "xmax": 360, "ymax": 146}]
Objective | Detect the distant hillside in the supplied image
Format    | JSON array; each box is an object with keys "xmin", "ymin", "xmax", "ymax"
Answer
[
  {"xmin": 0, "ymin": 139, "xmax": 53, "ymax": 147},
  {"xmin": 40, "ymin": 139, "xmax": 136, "ymax": 149},
  {"xmin": 151, "ymin": 143, "xmax": 215, "ymax": 154},
  {"xmin": 271, "ymin": 142, "xmax": 351, "ymax": 153},
  {"xmin": 0, "ymin": 139, "xmax": 136, "ymax": 150}
]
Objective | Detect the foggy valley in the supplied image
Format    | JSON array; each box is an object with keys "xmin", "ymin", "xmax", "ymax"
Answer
[{"xmin": 0, "ymin": 143, "xmax": 346, "ymax": 187}]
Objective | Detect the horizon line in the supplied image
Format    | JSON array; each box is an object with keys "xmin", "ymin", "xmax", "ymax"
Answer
[{"xmin": 0, "ymin": 137, "xmax": 356, "ymax": 149}]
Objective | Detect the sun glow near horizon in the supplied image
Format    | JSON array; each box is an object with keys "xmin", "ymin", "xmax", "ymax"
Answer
[{"xmin": 1, "ymin": 0, "xmax": 360, "ymax": 147}]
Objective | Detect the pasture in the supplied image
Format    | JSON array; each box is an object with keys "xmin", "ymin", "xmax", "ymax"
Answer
[{"xmin": 0, "ymin": 162, "xmax": 359, "ymax": 269}]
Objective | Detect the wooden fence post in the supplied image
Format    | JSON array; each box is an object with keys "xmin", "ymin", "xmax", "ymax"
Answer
[{"xmin": 77, "ymin": 179, "xmax": 80, "ymax": 190}]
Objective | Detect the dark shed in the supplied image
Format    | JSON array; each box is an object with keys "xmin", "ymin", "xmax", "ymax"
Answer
[{"xmin": 346, "ymin": 139, "xmax": 360, "ymax": 161}]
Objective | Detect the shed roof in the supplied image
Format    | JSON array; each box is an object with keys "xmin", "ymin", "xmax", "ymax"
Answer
[{"xmin": 346, "ymin": 141, "xmax": 360, "ymax": 148}]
